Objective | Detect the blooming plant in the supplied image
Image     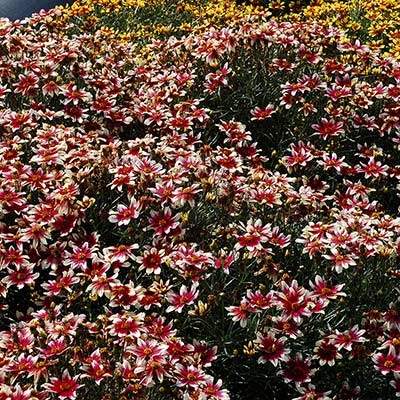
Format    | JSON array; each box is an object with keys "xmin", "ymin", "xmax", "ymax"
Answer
[{"xmin": 2, "ymin": 1, "xmax": 400, "ymax": 399}]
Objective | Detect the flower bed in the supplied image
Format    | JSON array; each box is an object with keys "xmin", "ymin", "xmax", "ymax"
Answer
[{"xmin": 1, "ymin": 2, "xmax": 400, "ymax": 399}]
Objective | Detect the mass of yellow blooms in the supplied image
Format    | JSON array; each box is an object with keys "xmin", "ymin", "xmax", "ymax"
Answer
[
  {"xmin": 288, "ymin": 0, "xmax": 400, "ymax": 58},
  {"xmin": 54, "ymin": 0, "xmax": 400, "ymax": 58}
]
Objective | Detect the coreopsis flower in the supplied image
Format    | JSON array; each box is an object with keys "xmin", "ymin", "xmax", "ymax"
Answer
[
  {"xmin": 147, "ymin": 207, "xmax": 181, "ymax": 236},
  {"xmin": 166, "ymin": 338, "xmax": 193, "ymax": 363},
  {"xmin": 358, "ymin": 159, "xmax": 388, "ymax": 179},
  {"xmin": 1, "ymin": 245, "xmax": 29, "ymax": 268},
  {"xmin": 279, "ymin": 353, "xmax": 315, "ymax": 385},
  {"xmin": 296, "ymin": 235, "xmax": 326, "ymax": 259},
  {"xmin": 136, "ymin": 247, "xmax": 165, "ymax": 275},
  {"xmin": 174, "ymin": 244, "xmax": 213, "ymax": 275},
  {"xmin": 150, "ymin": 182, "xmax": 175, "ymax": 205},
  {"xmin": 373, "ymin": 345, "xmax": 400, "ymax": 375},
  {"xmin": 281, "ymin": 143, "xmax": 313, "ymax": 171},
  {"xmin": 279, "ymin": 92, "xmax": 300, "ymax": 109},
  {"xmin": 143, "ymin": 106, "xmax": 169, "ymax": 126},
  {"xmin": 5, "ymin": 384, "xmax": 36, "ymax": 400},
  {"xmin": 313, "ymin": 338, "xmax": 342, "ymax": 366},
  {"xmin": 145, "ymin": 315, "xmax": 176, "ymax": 340},
  {"xmin": 63, "ymin": 242, "xmax": 96, "ymax": 270},
  {"xmin": 24, "ymin": 167, "xmax": 53, "ymax": 191},
  {"xmin": 171, "ymin": 184, "xmax": 201, "ymax": 208},
  {"xmin": 192, "ymin": 341, "xmax": 218, "ymax": 368},
  {"xmin": 271, "ymin": 58, "xmax": 294, "ymax": 71},
  {"xmin": 325, "ymin": 248, "xmax": 356, "ymax": 273},
  {"xmin": 175, "ymin": 364, "xmax": 206, "ymax": 388},
  {"xmin": 356, "ymin": 143, "xmax": 383, "ymax": 159},
  {"xmin": 108, "ymin": 196, "xmax": 141, "ymax": 225},
  {"xmin": 42, "ymin": 270, "xmax": 80, "ymax": 296},
  {"xmin": 169, "ymin": 115, "xmax": 192, "ymax": 131},
  {"xmin": 249, "ymin": 187, "xmax": 282, "ymax": 207},
  {"xmin": 250, "ymin": 104, "xmax": 276, "ymax": 120},
  {"xmin": 298, "ymin": 44, "xmax": 321, "ymax": 63},
  {"xmin": 103, "ymin": 243, "xmax": 138, "ymax": 263},
  {"xmin": 42, "ymin": 369, "xmax": 83, "ymax": 400},
  {"xmin": 116, "ymin": 359, "xmax": 139, "ymax": 382},
  {"xmin": 40, "ymin": 337, "xmax": 69, "ymax": 357},
  {"xmin": 204, "ymin": 63, "xmax": 231, "ymax": 93},
  {"xmin": 129, "ymin": 338, "xmax": 169, "ymax": 364},
  {"xmin": 274, "ymin": 280, "xmax": 313, "ymax": 323},
  {"xmin": 107, "ymin": 312, "xmax": 145, "ymax": 338},
  {"xmin": 166, "ymin": 282, "xmax": 199, "ymax": 313},
  {"xmin": 3, "ymin": 264, "xmax": 39, "ymax": 289},
  {"xmin": 235, "ymin": 219, "xmax": 271, "ymax": 252},
  {"xmin": 247, "ymin": 290, "xmax": 274, "ymax": 310},
  {"xmin": 311, "ymin": 118, "xmax": 345, "ymax": 139},
  {"xmin": 7, "ymin": 353, "xmax": 39, "ymax": 379},
  {"xmin": 80, "ymin": 351, "xmax": 112, "ymax": 385},
  {"xmin": 62, "ymin": 104, "xmax": 88, "ymax": 123},
  {"xmin": 4, "ymin": 111, "xmax": 35, "ymax": 133},
  {"xmin": 309, "ymin": 275, "xmax": 346, "ymax": 300},
  {"xmin": 91, "ymin": 95, "xmax": 116, "ymax": 113},
  {"xmin": 269, "ymin": 227, "xmax": 290, "ymax": 248},
  {"xmin": 325, "ymin": 227, "xmax": 358, "ymax": 249},
  {"xmin": 255, "ymin": 332, "xmax": 290, "ymax": 366},
  {"xmin": 319, "ymin": 152, "xmax": 348, "ymax": 172},
  {"xmin": 234, "ymin": 231, "xmax": 263, "ymax": 252},
  {"xmin": 14, "ymin": 73, "xmax": 39, "ymax": 97},
  {"xmin": 44, "ymin": 313, "xmax": 86, "ymax": 340},
  {"xmin": 218, "ymin": 119, "xmax": 252, "ymax": 145},
  {"xmin": 108, "ymin": 281, "xmax": 144, "ymax": 308},
  {"xmin": 134, "ymin": 358, "xmax": 169, "ymax": 385},
  {"xmin": 226, "ymin": 298, "xmax": 256, "ymax": 328},
  {"xmin": 379, "ymin": 329, "xmax": 400, "ymax": 352},
  {"xmin": 299, "ymin": 101, "xmax": 318, "ymax": 116},
  {"xmin": 329, "ymin": 326, "xmax": 367, "ymax": 351},
  {"xmin": 325, "ymin": 85, "xmax": 351, "ymax": 102},
  {"xmin": 271, "ymin": 316, "xmax": 303, "ymax": 339},
  {"xmin": 214, "ymin": 249, "xmax": 236, "ymax": 274},
  {"xmin": 134, "ymin": 156, "xmax": 165, "ymax": 176},
  {"xmin": 216, "ymin": 148, "xmax": 243, "ymax": 173},
  {"xmin": 281, "ymin": 81, "xmax": 307, "ymax": 96},
  {"xmin": 201, "ymin": 377, "xmax": 230, "ymax": 400},
  {"xmin": 62, "ymin": 84, "xmax": 92, "ymax": 105},
  {"xmin": 42, "ymin": 80, "xmax": 61, "ymax": 96},
  {"xmin": 139, "ymin": 289, "xmax": 162, "ymax": 310},
  {"xmin": 293, "ymin": 384, "xmax": 332, "ymax": 400}
]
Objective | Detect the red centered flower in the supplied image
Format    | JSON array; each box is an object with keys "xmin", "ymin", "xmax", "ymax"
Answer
[
  {"xmin": 166, "ymin": 282, "xmax": 199, "ymax": 313},
  {"xmin": 175, "ymin": 364, "xmax": 206, "ymax": 388},
  {"xmin": 309, "ymin": 275, "xmax": 346, "ymax": 300},
  {"xmin": 108, "ymin": 196, "xmax": 141, "ymax": 225},
  {"xmin": 147, "ymin": 207, "xmax": 180, "ymax": 236},
  {"xmin": 311, "ymin": 118, "xmax": 345, "ymax": 139},
  {"xmin": 250, "ymin": 104, "xmax": 276, "ymax": 120},
  {"xmin": 256, "ymin": 332, "xmax": 290, "ymax": 366},
  {"xmin": 373, "ymin": 345, "xmax": 400, "ymax": 375},
  {"xmin": 313, "ymin": 338, "xmax": 342, "ymax": 366},
  {"xmin": 274, "ymin": 280, "xmax": 313, "ymax": 322},
  {"xmin": 42, "ymin": 369, "xmax": 83, "ymax": 400},
  {"xmin": 279, "ymin": 353, "xmax": 314, "ymax": 385}
]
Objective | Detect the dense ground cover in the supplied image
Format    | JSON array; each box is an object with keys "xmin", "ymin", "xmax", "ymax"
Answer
[{"xmin": 2, "ymin": 1, "xmax": 400, "ymax": 399}]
